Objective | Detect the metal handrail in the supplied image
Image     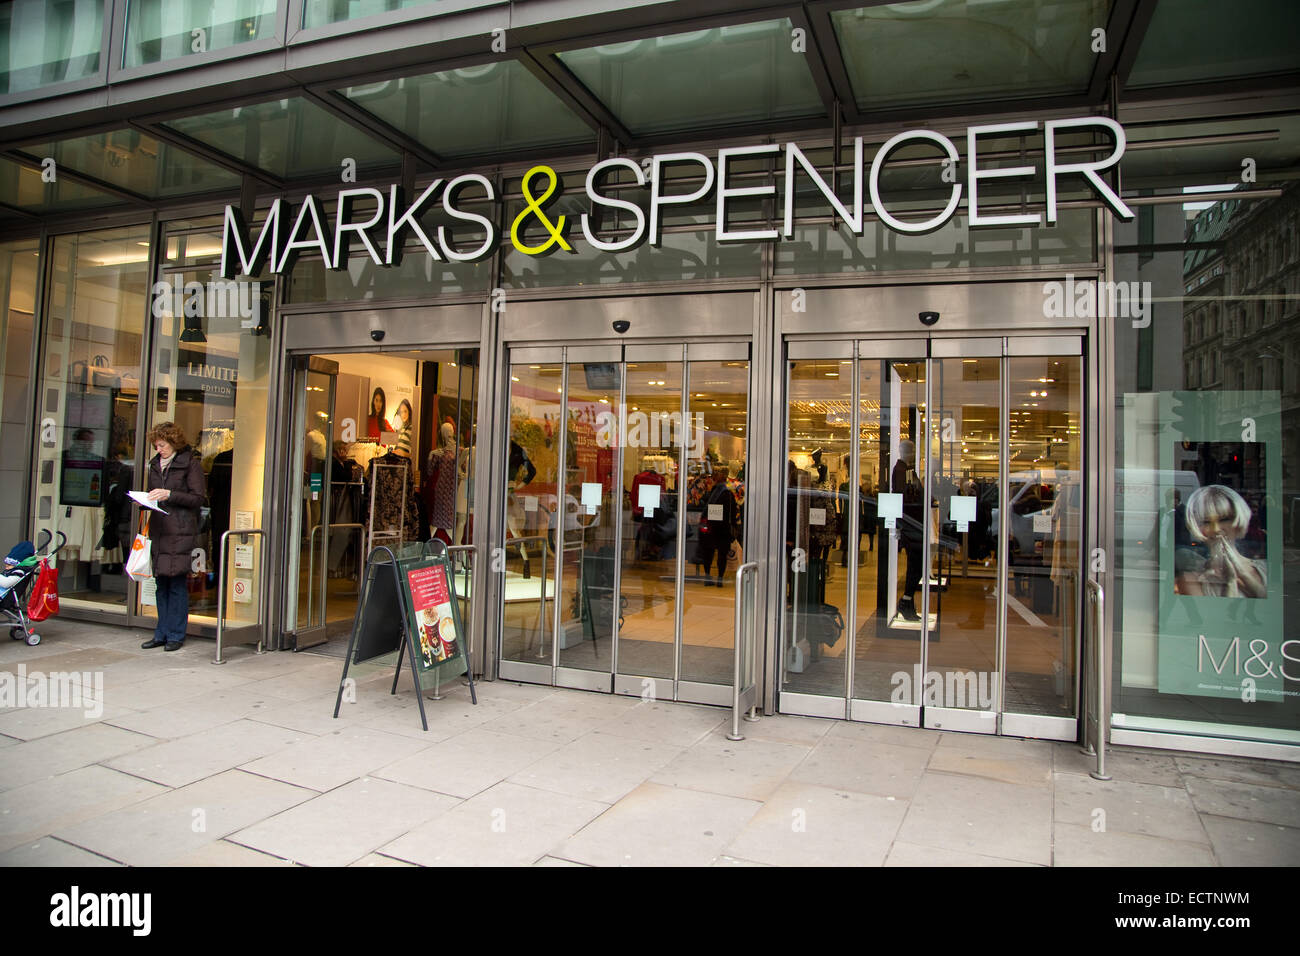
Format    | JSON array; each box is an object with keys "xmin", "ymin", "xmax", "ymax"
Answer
[
  {"xmin": 1084, "ymin": 576, "xmax": 1111, "ymax": 780},
  {"xmin": 214, "ymin": 528, "xmax": 265, "ymax": 665},
  {"xmin": 727, "ymin": 561, "xmax": 761, "ymax": 741}
]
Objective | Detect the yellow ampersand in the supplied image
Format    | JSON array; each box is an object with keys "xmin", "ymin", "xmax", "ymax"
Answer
[{"xmin": 511, "ymin": 165, "xmax": 572, "ymax": 255}]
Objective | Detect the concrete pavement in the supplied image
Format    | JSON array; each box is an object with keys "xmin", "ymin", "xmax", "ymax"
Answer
[{"xmin": 2, "ymin": 618, "xmax": 1297, "ymax": 867}]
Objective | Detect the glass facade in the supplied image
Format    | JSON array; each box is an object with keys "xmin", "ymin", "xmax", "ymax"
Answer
[
  {"xmin": 0, "ymin": 0, "xmax": 103, "ymax": 95},
  {"xmin": 1111, "ymin": 187, "xmax": 1300, "ymax": 744},
  {"xmin": 123, "ymin": 0, "xmax": 278, "ymax": 69},
  {"xmin": 0, "ymin": 238, "xmax": 39, "ymax": 549},
  {"xmin": 2, "ymin": 0, "xmax": 1298, "ymax": 757},
  {"xmin": 34, "ymin": 225, "xmax": 150, "ymax": 618},
  {"xmin": 144, "ymin": 255, "xmax": 274, "ymax": 630}
]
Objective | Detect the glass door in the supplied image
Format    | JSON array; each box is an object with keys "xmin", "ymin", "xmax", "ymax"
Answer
[
  {"xmin": 285, "ymin": 355, "xmax": 338, "ymax": 651},
  {"xmin": 780, "ymin": 335, "xmax": 1084, "ymax": 739},
  {"xmin": 498, "ymin": 344, "xmax": 751, "ymax": 704}
]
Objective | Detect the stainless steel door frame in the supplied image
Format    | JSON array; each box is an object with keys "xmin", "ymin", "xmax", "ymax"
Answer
[
  {"xmin": 780, "ymin": 332, "xmax": 1085, "ymax": 740},
  {"xmin": 499, "ymin": 340, "xmax": 753, "ymax": 705},
  {"xmin": 921, "ymin": 336, "xmax": 1002, "ymax": 735}
]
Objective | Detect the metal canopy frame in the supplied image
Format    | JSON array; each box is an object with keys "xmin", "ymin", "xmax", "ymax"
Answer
[{"xmin": 3, "ymin": 0, "xmax": 1296, "ymax": 211}]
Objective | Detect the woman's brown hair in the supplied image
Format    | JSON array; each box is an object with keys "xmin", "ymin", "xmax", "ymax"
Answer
[{"xmin": 146, "ymin": 421, "xmax": 190, "ymax": 452}]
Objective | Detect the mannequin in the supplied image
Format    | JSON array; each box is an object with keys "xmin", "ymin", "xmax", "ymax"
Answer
[{"xmin": 425, "ymin": 422, "xmax": 458, "ymax": 544}]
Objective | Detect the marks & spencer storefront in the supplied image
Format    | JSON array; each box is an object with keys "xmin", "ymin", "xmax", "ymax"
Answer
[{"xmin": 0, "ymin": 0, "xmax": 1296, "ymax": 759}]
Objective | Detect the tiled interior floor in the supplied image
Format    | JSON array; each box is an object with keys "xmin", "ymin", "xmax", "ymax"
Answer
[{"xmin": 2, "ymin": 617, "xmax": 1297, "ymax": 868}]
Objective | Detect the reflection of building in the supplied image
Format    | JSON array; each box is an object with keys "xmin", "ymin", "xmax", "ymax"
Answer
[{"xmin": 1184, "ymin": 185, "xmax": 1300, "ymax": 539}]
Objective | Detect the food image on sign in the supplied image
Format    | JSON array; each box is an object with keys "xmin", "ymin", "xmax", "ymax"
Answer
[{"xmin": 407, "ymin": 563, "xmax": 460, "ymax": 671}]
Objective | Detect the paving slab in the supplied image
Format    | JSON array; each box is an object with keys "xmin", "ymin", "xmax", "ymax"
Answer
[
  {"xmin": 373, "ymin": 727, "xmax": 564, "ymax": 798},
  {"xmin": 380, "ymin": 781, "xmax": 608, "ymax": 866},
  {"xmin": 1183, "ymin": 776, "xmax": 1300, "ymax": 829},
  {"xmin": 826, "ymin": 719, "xmax": 940, "ymax": 751},
  {"xmin": 1053, "ymin": 773, "xmax": 1209, "ymax": 843},
  {"xmin": 1198, "ymin": 815, "xmax": 1300, "ymax": 867},
  {"xmin": 1053, "ymin": 822, "xmax": 1218, "ymax": 867},
  {"xmin": 1053, "ymin": 745, "xmax": 1185, "ymax": 788},
  {"xmin": 105, "ymin": 684, "xmax": 295, "ymax": 739},
  {"xmin": 1175, "ymin": 755, "xmax": 1300, "ymax": 790},
  {"xmin": 0, "ymin": 764, "xmax": 167, "ymax": 852},
  {"xmin": 0, "ymin": 837, "xmax": 124, "ymax": 867},
  {"xmin": 884, "ymin": 841, "xmax": 1039, "ymax": 866},
  {"xmin": 722, "ymin": 781, "xmax": 907, "ymax": 867},
  {"xmin": 555, "ymin": 782, "xmax": 760, "ymax": 867},
  {"xmin": 0, "ymin": 722, "xmax": 156, "ymax": 792},
  {"xmin": 52, "ymin": 769, "xmax": 316, "ymax": 866},
  {"xmin": 650, "ymin": 734, "xmax": 812, "ymax": 802},
  {"xmin": 507, "ymin": 730, "xmax": 682, "ymax": 804},
  {"xmin": 928, "ymin": 743, "xmax": 1053, "ymax": 788},
  {"xmin": 0, "ymin": 693, "xmax": 134, "ymax": 741},
  {"xmin": 105, "ymin": 719, "xmax": 311, "ymax": 788},
  {"xmin": 896, "ymin": 772, "xmax": 1053, "ymax": 865},
  {"xmin": 169, "ymin": 840, "xmax": 299, "ymax": 867},
  {"xmin": 598, "ymin": 700, "xmax": 728, "ymax": 747},
  {"xmin": 231, "ymin": 777, "xmax": 461, "ymax": 867},
  {"xmin": 239, "ymin": 725, "xmax": 435, "ymax": 792},
  {"xmin": 790, "ymin": 734, "xmax": 931, "ymax": 799}
]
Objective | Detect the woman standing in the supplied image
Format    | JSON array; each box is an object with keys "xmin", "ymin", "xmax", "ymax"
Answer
[{"xmin": 141, "ymin": 422, "xmax": 206, "ymax": 651}]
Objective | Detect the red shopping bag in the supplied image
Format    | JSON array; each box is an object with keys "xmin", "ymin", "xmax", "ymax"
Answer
[{"xmin": 27, "ymin": 559, "xmax": 59, "ymax": 622}]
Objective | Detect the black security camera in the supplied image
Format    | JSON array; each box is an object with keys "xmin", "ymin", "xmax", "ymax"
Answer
[
  {"xmin": 919, "ymin": 311, "xmax": 939, "ymax": 326},
  {"xmin": 612, "ymin": 320, "xmax": 630, "ymax": 334},
  {"xmin": 369, "ymin": 315, "xmax": 385, "ymax": 342}
]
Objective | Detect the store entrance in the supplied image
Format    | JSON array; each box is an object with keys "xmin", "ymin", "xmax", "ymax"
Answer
[
  {"xmin": 780, "ymin": 335, "xmax": 1085, "ymax": 739},
  {"xmin": 497, "ymin": 343, "xmax": 750, "ymax": 705},
  {"xmin": 283, "ymin": 347, "xmax": 479, "ymax": 652}
]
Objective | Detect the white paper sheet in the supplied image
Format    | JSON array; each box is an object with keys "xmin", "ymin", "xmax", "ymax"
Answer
[
  {"xmin": 128, "ymin": 490, "xmax": 169, "ymax": 514},
  {"xmin": 877, "ymin": 492, "xmax": 903, "ymax": 519}
]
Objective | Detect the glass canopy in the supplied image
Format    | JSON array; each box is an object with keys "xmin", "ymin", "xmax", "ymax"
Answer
[
  {"xmin": 339, "ymin": 60, "xmax": 592, "ymax": 159},
  {"xmin": 1126, "ymin": 0, "xmax": 1300, "ymax": 88},
  {"xmin": 19, "ymin": 130, "xmax": 241, "ymax": 199},
  {"xmin": 0, "ymin": 157, "xmax": 125, "ymax": 214},
  {"xmin": 557, "ymin": 19, "xmax": 825, "ymax": 137},
  {"xmin": 162, "ymin": 96, "xmax": 398, "ymax": 180},
  {"xmin": 831, "ymin": 0, "xmax": 1110, "ymax": 110}
]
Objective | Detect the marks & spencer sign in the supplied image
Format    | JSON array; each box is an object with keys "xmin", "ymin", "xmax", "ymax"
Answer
[{"xmin": 221, "ymin": 117, "xmax": 1134, "ymax": 277}]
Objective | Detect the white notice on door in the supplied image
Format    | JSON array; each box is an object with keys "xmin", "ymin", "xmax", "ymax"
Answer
[
  {"xmin": 581, "ymin": 482, "xmax": 602, "ymax": 515},
  {"xmin": 1033, "ymin": 512, "xmax": 1052, "ymax": 533},
  {"xmin": 233, "ymin": 544, "xmax": 254, "ymax": 570},
  {"xmin": 949, "ymin": 495, "xmax": 977, "ymax": 525},
  {"xmin": 234, "ymin": 510, "xmax": 255, "ymax": 531},
  {"xmin": 638, "ymin": 483, "xmax": 660, "ymax": 518},
  {"xmin": 809, "ymin": 507, "xmax": 826, "ymax": 526},
  {"xmin": 523, "ymin": 495, "xmax": 538, "ymax": 513},
  {"xmin": 708, "ymin": 503, "xmax": 724, "ymax": 522},
  {"xmin": 877, "ymin": 492, "xmax": 903, "ymax": 519}
]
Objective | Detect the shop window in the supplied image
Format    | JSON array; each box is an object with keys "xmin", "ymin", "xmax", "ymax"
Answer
[
  {"xmin": 33, "ymin": 226, "xmax": 150, "ymax": 617},
  {"xmin": 144, "ymin": 263, "xmax": 273, "ymax": 631},
  {"xmin": 0, "ymin": 238, "xmax": 40, "ymax": 548},
  {"xmin": 1111, "ymin": 183, "xmax": 1300, "ymax": 745}
]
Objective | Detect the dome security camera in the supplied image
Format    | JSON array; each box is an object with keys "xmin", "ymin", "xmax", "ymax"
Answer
[
  {"xmin": 612, "ymin": 319, "xmax": 630, "ymax": 334},
  {"xmin": 369, "ymin": 315, "xmax": 385, "ymax": 342}
]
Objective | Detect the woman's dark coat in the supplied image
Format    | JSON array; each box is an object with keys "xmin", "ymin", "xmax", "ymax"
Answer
[{"xmin": 145, "ymin": 448, "xmax": 207, "ymax": 577}]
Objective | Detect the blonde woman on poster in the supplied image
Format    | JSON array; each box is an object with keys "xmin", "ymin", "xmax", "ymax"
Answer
[{"xmin": 1174, "ymin": 484, "xmax": 1267, "ymax": 599}]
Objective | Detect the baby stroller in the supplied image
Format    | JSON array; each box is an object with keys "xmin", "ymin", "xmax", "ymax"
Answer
[{"xmin": 2, "ymin": 530, "xmax": 66, "ymax": 646}]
